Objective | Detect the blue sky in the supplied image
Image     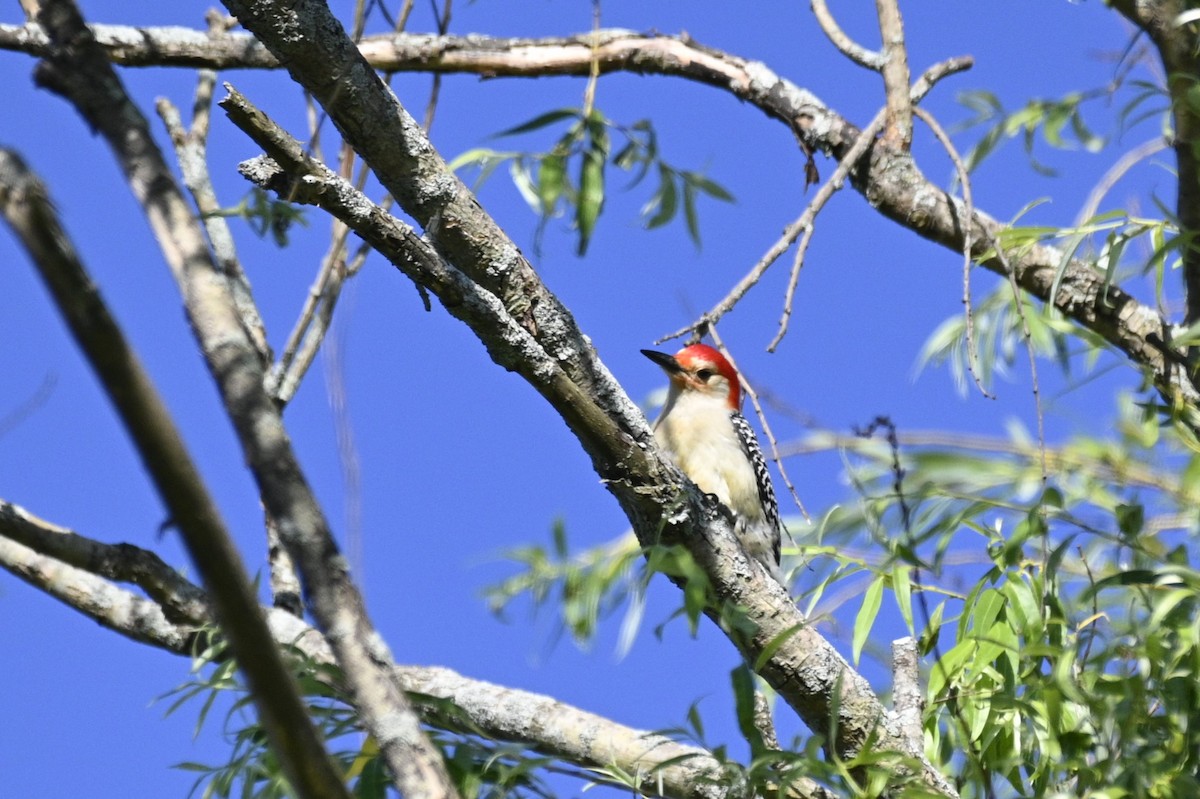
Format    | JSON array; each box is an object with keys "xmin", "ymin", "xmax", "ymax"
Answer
[{"xmin": 0, "ymin": 1, "xmax": 1147, "ymax": 796}]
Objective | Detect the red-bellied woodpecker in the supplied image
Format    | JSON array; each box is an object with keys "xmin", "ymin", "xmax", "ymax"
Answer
[{"xmin": 642, "ymin": 344, "xmax": 783, "ymax": 578}]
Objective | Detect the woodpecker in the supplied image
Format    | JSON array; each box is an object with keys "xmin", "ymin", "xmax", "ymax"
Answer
[{"xmin": 642, "ymin": 344, "xmax": 783, "ymax": 577}]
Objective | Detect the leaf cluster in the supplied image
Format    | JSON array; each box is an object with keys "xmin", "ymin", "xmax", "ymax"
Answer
[
  {"xmin": 450, "ymin": 107, "xmax": 733, "ymax": 256},
  {"xmin": 163, "ymin": 635, "xmax": 562, "ymax": 799},
  {"xmin": 805, "ymin": 393, "xmax": 1200, "ymax": 798}
]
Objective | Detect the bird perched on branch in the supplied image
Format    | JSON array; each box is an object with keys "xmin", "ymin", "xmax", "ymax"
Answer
[{"xmin": 642, "ymin": 344, "xmax": 783, "ymax": 578}]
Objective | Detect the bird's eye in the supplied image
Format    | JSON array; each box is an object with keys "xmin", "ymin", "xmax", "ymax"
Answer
[{"xmin": 696, "ymin": 369, "xmax": 715, "ymax": 381}]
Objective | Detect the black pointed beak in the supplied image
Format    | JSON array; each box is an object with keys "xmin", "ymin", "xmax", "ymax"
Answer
[{"xmin": 641, "ymin": 349, "xmax": 682, "ymax": 375}]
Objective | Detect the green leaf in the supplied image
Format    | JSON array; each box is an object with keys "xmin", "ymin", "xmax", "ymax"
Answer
[
  {"xmin": 682, "ymin": 181, "xmax": 700, "ymax": 246},
  {"xmin": 447, "ymin": 147, "xmax": 507, "ymax": 172},
  {"xmin": 1115, "ymin": 503, "xmax": 1144, "ymax": 537},
  {"xmin": 509, "ymin": 157, "xmax": 540, "ymax": 212},
  {"xmin": 730, "ymin": 665, "xmax": 767, "ymax": 757},
  {"xmin": 852, "ymin": 574, "xmax": 885, "ymax": 666},
  {"xmin": 576, "ymin": 145, "xmax": 605, "ymax": 256},
  {"xmin": 536, "ymin": 154, "xmax": 566, "ymax": 216},
  {"xmin": 686, "ymin": 702, "xmax": 706, "ymax": 742},
  {"xmin": 892, "ymin": 565, "xmax": 914, "ymax": 634},
  {"xmin": 645, "ymin": 164, "xmax": 677, "ymax": 229},
  {"xmin": 494, "ymin": 107, "xmax": 581, "ymax": 138},
  {"xmin": 551, "ymin": 518, "xmax": 568, "ymax": 559},
  {"xmin": 683, "ymin": 170, "xmax": 735, "ymax": 202}
]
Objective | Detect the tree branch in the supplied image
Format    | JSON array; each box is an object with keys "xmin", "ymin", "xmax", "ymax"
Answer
[
  {"xmin": 0, "ymin": 501, "xmax": 832, "ymax": 799},
  {"xmin": 1, "ymin": 19, "xmax": 1181, "ymax": 404},
  {"xmin": 26, "ymin": 2, "xmax": 455, "ymax": 797},
  {"xmin": 810, "ymin": 0, "xmax": 886, "ymax": 71},
  {"xmin": 0, "ymin": 499, "xmax": 209, "ymax": 624},
  {"xmin": 1110, "ymin": 0, "xmax": 1200, "ymax": 328},
  {"xmin": 874, "ymin": 0, "xmax": 912, "ymax": 148},
  {"xmin": 0, "ymin": 520, "xmax": 194, "ymax": 651},
  {"xmin": 0, "ymin": 138, "xmax": 350, "ymax": 799}
]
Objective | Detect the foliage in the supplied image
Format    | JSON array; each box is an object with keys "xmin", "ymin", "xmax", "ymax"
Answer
[
  {"xmin": 483, "ymin": 521, "xmax": 743, "ymax": 654},
  {"xmin": 163, "ymin": 637, "xmax": 560, "ymax": 799},
  {"xmin": 488, "ymin": 376, "xmax": 1200, "ymax": 798},
  {"xmin": 956, "ymin": 88, "xmax": 1107, "ymax": 176},
  {"xmin": 800, "ymin": 390, "xmax": 1200, "ymax": 798},
  {"xmin": 450, "ymin": 107, "xmax": 733, "ymax": 256},
  {"xmin": 209, "ymin": 187, "xmax": 309, "ymax": 248}
]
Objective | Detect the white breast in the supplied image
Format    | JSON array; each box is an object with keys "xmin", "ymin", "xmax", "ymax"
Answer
[{"xmin": 652, "ymin": 390, "xmax": 762, "ymax": 523}]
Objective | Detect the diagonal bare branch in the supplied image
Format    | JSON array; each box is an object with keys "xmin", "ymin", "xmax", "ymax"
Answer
[
  {"xmin": 26, "ymin": 2, "xmax": 455, "ymax": 797},
  {"xmin": 0, "ymin": 138, "xmax": 350, "ymax": 799},
  {"xmin": 0, "ymin": 500, "xmax": 832, "ymax": 799}
]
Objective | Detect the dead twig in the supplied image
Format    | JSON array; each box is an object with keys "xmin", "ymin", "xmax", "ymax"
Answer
[{"xmin": 912, "ymin": 106, "xmax": 991, "ymax": 399}]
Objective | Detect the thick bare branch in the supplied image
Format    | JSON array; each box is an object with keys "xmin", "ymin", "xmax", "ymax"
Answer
[
  {"xmin": 0, "ymin": 505, "xmax": 829, "ymax": 799},
  {"xmin": 0, "ymin": 520, "xmax": 193, "ymax": 651},
  {"xmin": 1110, "ymin": 0, "xmax": 1200, "ymax": 327},
  {"xmin": 27, "ymin": 3, "xmax": 454, "ymax": 797},
  {"xmin": 0, "ymin": 140, "xmax": 350, "ymax": 799}
]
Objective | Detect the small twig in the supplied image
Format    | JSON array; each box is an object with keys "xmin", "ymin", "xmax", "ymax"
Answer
[
  {"xmin": 766, "ymin": 109, "xmax": 888, "ymax": 351},
  {"xmin": 854, "ymin": 416, "xmax": 912, "ymax": 531},
  {"xmin": 350, "ymin": 0, "xmax": 368, "ymax": 41},
  {"xmin": 1077, "ymin": 545, "xmax": 1100, "ymax": 665},
  {"xmin": 0, "ymin": 372, "xmax": 56, "ymax": 439},
  {"xmin": 268, "ymin": 229, "xmax": 349, "ymax": 403},
  {"xmin": 659, "ymin": 55, "xmax": 973, "ymax": 347},
  {"xmin": 1075, "ymin": 136, "xmax": 1169, "ymax": 226},
  {"xmin": 661, "ymin": 107, "xmax": 887, "ymax": 346},
  {"xmin": 709, "ymin": 326, "xmax": 810, "ymax": 526},
  {"xmin": 422, "ymin": 0, "xmax": 452, "ymax": 132},
  {"xmin": 992, "ymin": 239, "xmax": 1047, "ymax": 482},
  {"xmin": 874, "ymin": 0, "xmax": 913, "ymax": 148},
  {"xmin": 157, "ymin": 84, "xmax": 271, "ymax": 365},
  {"xmin": 810, "ymin": 0, "xmax": 887, "ymax": 70},
  {"xmin": 582, "ymin": 0, "xmax": 601, "ymax": 118},
  {"xmin": 913, "ymin": 106, "xmax": 992, "ymax": 399},
  {"xmin": 0, "ymin": 134, "xmax": 349, "ymax": 799},
  {"xmin": 395, "ymin": 0, "xmax": 416, "ymax": 31},
  {"xmin": 752, "ymin": 691, "xmax": 780, "ymax": 752},
  {"xmin": 908, "ymin": 55, "xmax": 975, "ymax": 99}
]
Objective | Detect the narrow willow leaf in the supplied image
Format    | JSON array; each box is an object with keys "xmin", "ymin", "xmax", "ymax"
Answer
[
  {"xmin": 852, "ymin": 574, "xmax": 885, "ymax": 666},
  {"xmin": 645, "ymin": 164, "xmax": 677, "ymax": 229},
  {"xmin": 682, "ymin": 181, "xmax": 700, "ymax": 246},
  {"xmin": 730, "ymin": 665, "xmax": 766, "ymax": 757},
  {"xmin": 494, "ymin": 107, "xmax": 581, "ymax": 138},
  {"xmin": 893, "ymin": 565, "xmax": 914, "ymax": 634},
  {"xmin": 537, "ymin": 154, "xmax": 566, "ymax": 216},
  {"xmin": 576, "ymin": 147, "xmax": 605, "ymax": 255}
]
